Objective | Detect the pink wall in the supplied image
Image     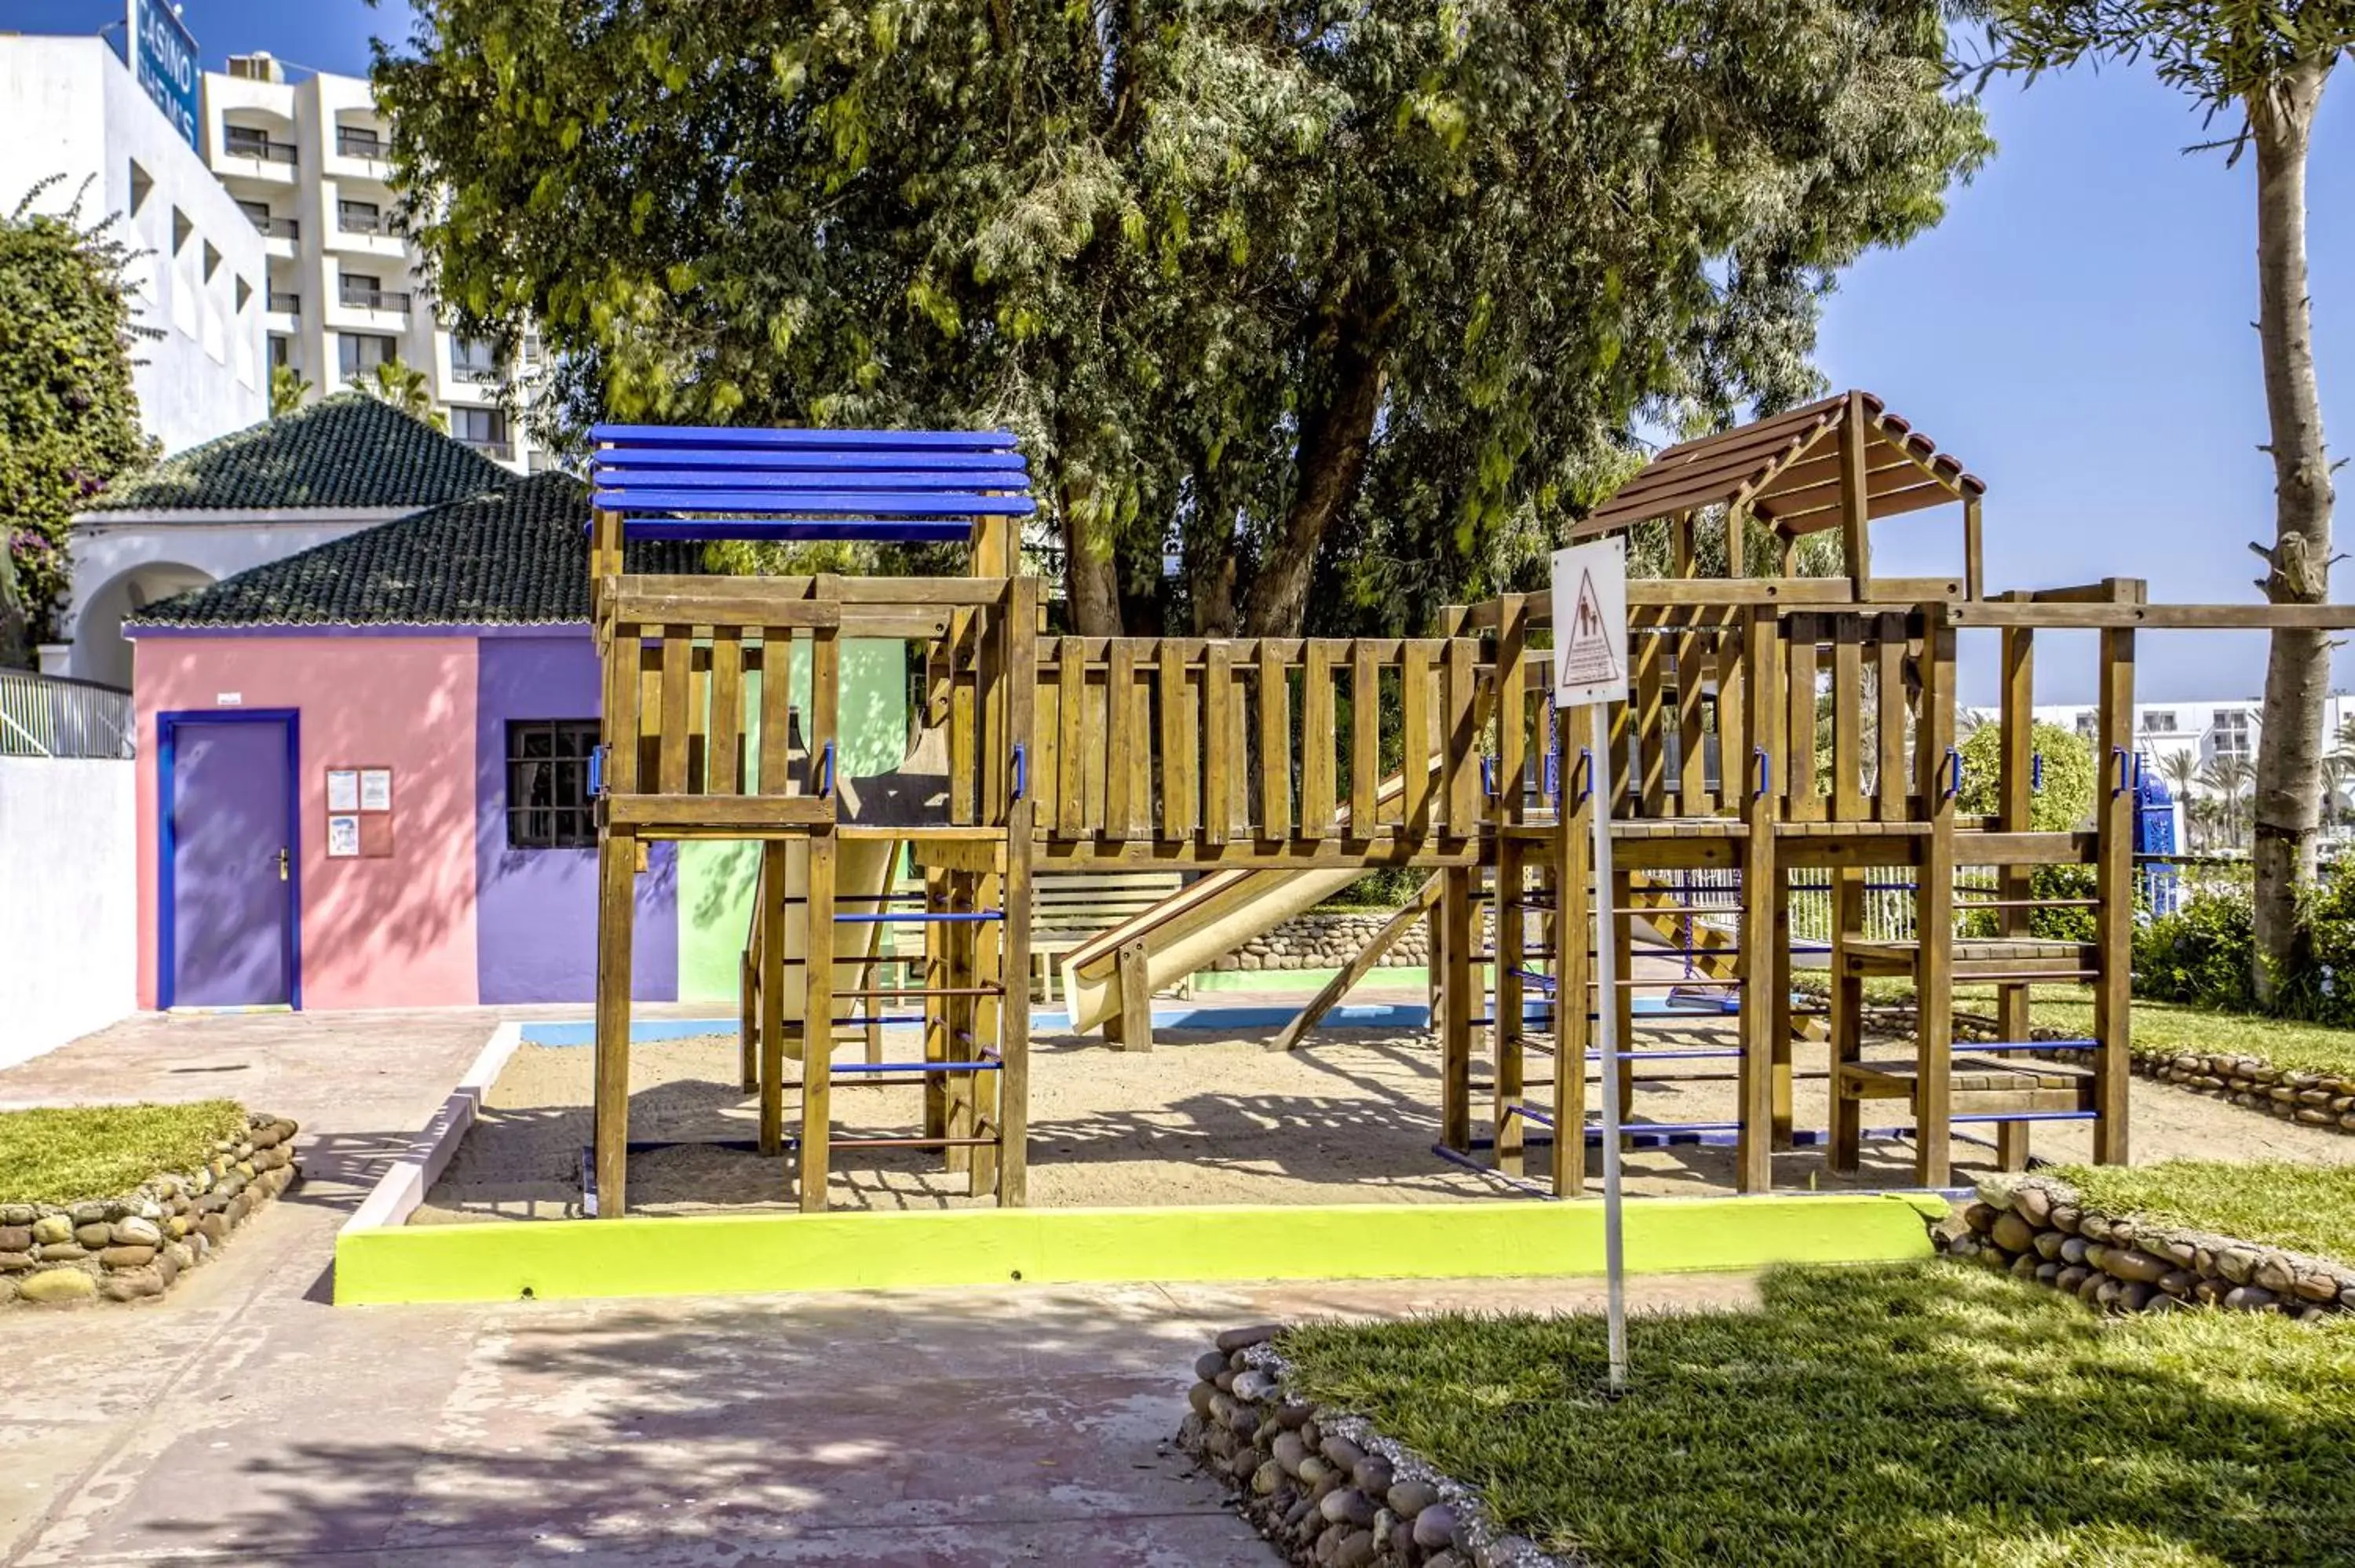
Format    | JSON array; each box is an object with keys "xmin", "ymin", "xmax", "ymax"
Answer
[{"xmin": 135, "ymin": 635, "xmax": 480, "ymax": 1010}]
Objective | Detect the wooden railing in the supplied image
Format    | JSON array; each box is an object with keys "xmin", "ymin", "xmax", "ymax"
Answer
[{"xmin": 1028, "ymin": 636, "xmax": 1493, "ymax": 847}]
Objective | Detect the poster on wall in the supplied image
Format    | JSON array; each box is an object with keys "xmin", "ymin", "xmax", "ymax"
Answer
[{"xmin": 324, "ymin": 765, "xmax": 396, "ymax": 859}]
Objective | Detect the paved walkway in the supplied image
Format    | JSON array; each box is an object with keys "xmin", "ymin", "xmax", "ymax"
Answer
[{"xmin": 0, "ymin": 1008, "xmax": 1761, "ymax": 1567}]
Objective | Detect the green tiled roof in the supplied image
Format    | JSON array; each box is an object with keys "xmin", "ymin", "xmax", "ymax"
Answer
[
  {"xmin": 87, "ymin": 394, "xmax": 511, "ymax": 512},
  {"xmin": 126, "ymin": 474, "xmax": 703, "ymax": 629}
]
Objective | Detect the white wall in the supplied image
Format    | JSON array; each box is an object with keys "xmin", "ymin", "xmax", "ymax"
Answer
[
  {"xmin": 63, "ymin": 508, "xmax": 409, "ymax": 685},
  {"xmin": 0, "ymin": 759, "xmax": 137, "ymax": 1067},
  {"xmin": 0, "ymin": 37, "xmax": 269, "ymax": 455}
]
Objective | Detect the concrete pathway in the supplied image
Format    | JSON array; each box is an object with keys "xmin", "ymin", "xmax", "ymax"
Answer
[{"xmin": 0, "ymin": 1008, "xmax": 1759, "ymax": 1567}]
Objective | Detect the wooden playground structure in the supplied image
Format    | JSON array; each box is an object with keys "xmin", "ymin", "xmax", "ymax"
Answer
[{"xmin": 579, "ymin": 392, "xmax": 2328, "ymax": 1218}]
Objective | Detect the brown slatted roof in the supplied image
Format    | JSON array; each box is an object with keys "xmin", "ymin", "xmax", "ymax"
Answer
[{"xmin": 1573, "ymin": 391, "xmax": 1985, "ymax": 538}]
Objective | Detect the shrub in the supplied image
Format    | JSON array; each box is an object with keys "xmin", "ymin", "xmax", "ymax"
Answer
[
  {"xmin": 1955, "ymin": 720, "xmax": 2094, "ymax": 831},
  {"xmin": 2134, "ymin": 889, "xmax": 2258, "ymax": 1012}
]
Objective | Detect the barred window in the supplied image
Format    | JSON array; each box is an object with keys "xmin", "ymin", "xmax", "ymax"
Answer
[{"xmin": 506, "ymin": 720, "xmax": 599, "ymax": 849}]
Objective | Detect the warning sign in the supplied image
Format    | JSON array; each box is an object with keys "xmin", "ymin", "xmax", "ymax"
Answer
[{"xmin": 1551, "ymin": 538, "xmax": 1629, "ymax": 705}]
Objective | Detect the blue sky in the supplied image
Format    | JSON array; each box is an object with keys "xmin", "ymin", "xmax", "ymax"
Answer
[{"xmin": 20, "ymin": 1, "xmax": 2353, "ymax": 702}]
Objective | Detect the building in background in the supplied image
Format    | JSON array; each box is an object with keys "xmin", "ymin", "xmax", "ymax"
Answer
[
  {"xmin": 57, "ymin": 395, "xmax": 511, "ymax": 686},
  {"xmin": 0, "ymin": 32, "xmax": 268, "ymax": 454},
  {"xmin": 202, "ymin": 53, "xmax": 542, "ymax": 472}
]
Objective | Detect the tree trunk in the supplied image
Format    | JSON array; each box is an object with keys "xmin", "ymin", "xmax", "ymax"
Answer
[
  {"xmin": 2248, "ymin": 62, "xmax": 2337, "ymax": 1005},
  {"xmin": 1057, "ymin": 481, "xmax": 1123, "ymax": 637},
  {"xmin": 1242, "ymin": 307, "xmax": 1388, "ymax": 637}
]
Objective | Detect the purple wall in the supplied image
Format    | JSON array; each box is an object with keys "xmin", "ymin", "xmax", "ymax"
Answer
[{"xmin": 475, "ymin": 635, "xmax": 678, "ymax": 1003}]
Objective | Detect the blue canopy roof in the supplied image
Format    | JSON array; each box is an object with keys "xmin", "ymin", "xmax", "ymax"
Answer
[{"xmin": 587, "ymin": 425, "xmax": 1035, "ymax": 543}]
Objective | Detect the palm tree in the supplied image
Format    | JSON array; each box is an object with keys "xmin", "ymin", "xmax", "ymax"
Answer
[
  {"xmin": 2324, "ymin": 755, "xmax": 2355, "ymax": 830},
  {"xmin": 269, "ymin": 364, "xmax": 312, "ymax": 417},
  {"xmin": 2159, "ymin": 748, "xmax": 2199, "ymax": 804},
  {"xmin": 349, "ymin": 357, "xmax": 445, "ymax": 432},
  {"xmin": 2197, "ymin": 754, "xmax": 2255, "ymax": 851}
]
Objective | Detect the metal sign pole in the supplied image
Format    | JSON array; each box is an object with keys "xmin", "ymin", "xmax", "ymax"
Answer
[{"xmin": 1590, "ymin": 702, "xmax": 1627, "ymax": 1392}]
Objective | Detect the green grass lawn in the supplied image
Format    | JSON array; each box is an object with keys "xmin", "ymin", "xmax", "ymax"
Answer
[
  {"xmin": 0, "ymin": 1101, "xmax": 246, "ymax": 1206},
  {"xmin": 1793, "ymin": 976, "xmax": 2355, "ymax": 1080},
  {"xmin": 2048, "ymin": 1160, "xmax": 2355, "ymax": 1265},
  {"xmin": 1280, "ymin": 1264, "xmax": 2355, "ymax": 1567}
]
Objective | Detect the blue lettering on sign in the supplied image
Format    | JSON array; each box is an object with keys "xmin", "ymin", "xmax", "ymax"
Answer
[{"xmin": 130, "ymin": 0, "xmax": 200, "ymax": 151}]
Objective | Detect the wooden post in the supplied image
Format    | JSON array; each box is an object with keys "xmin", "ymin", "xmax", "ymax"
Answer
[
  {"xmin": 999, "ymin": 577, "xmax": 1038, "ymax": 1205},
  {"xmin": 1115, "ymin": 939, "xmax": 1154, "ymax": 1053},
  {"xmin": 1735, "ymin": 607, "xmax": 1782, "ymax": 1193},
  {"xmin": 2094, "ymin": 628, "xmax": 2135, "ymax": 1165},
  {"xmin": 1838, "ymin": 390, "xmax": 1873, "ymax": 593},
  {"xmin": 593, "ymin": 829, "xmax": 637, "ymax": 1216},
  {"xmin": 1495, "ymin": 837, "xmax": 1526, "ymax": 1175},
  {"xmin": 758, "ymin": 840, "xmax": 790, "ymax": 1155},
  {"xmin": 1962, "ymin": 493, "xmax": 1984, "ymax": 602},
  {"xmin": 1770, "ymin": 866, "xmax": 1795, "ymax": 1150},
  {"xmin": 923, "ymin": 863, "xmax": 951, "ymax": 1140},
  {"xmin": 943, "ymin": 870, "xmax": 977, "ymax": 1169},
  {"xmin": 1613, "ymin": 866, "xmax": 1635, "ymax": 1139},
  {"xmin": 1828, "ymin": 870, "xmax": 1865, "ymax": 1174},
  {"xmin": 796, "ymin": 829, "xmax": 838, "ymax": 1212},
  {"xmin": 1912, "ymin": 607, "xmax": 1958, "ymax": 1188},
  {"xmin": 1554, "ymin": 703, "xmax": 1593, "ymax": 1196},
  {"xmin": 1440, "ymin": 864, "xmax": 1475, "ymax": 1150},
  {"xmin": 1997, "ymin": 621, "xmax": 2036, "ymax": 1052}
]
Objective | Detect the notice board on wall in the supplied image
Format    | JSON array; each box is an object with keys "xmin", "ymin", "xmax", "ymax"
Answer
[{"xmin": 324, "ymin": 767, "xmax": 395, "ymax": 858}]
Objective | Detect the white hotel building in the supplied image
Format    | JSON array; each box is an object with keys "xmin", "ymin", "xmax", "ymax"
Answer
[
  {"xmin": 0, "ymin": 34, "xmax": 268, "ymax": 453},
  {"xmin": 201, "ymin": 53, "xmax": 541, "ymax": 472}
]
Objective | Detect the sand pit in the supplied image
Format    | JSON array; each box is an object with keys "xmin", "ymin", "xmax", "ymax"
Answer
[{"xmin": 413, "ymin": 1010, "xmax": 2355, "ymax": 1223}]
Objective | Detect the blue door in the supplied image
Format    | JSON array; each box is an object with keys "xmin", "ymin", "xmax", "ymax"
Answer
[{"xmin": 166, "ymin": 717, "xmax": 296, "ymax": 1007}]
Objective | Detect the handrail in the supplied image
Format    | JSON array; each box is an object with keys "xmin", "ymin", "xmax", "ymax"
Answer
[{"xmin": 0, "ymin": 670, "xmax": 134, "ymax": 758}]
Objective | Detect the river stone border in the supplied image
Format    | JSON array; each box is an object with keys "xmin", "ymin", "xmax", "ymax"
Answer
[
  {"xmin": 2131, "ymin": 1052, "xmax": 2355, "ymax": 1135},
  {"xmin": 1178, "ymin": 1323, "xmax": 1561, "ymax": 1568},
  {"xmin": 1, "ymin": 1113, "xmax": 300, "ymax": 1307},
  {"xmin": 1211, "ymin": 910, "xmax": 1435, "ymax": 974},
  {"xmin": 1838, "ymin": 999, "xmax": 2355, "ymax": 1138},
  {"xmin": 1937, "ymin": 1173, "xmax": 2355, "ymax": 1318}
]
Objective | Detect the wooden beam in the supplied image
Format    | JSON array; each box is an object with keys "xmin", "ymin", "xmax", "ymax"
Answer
[
  {"xmin": 1735, "ymin": 607, "xmax": 1782, "ymax": 1193},
  {"xmin": 1271, "ymin": 873, "xmax": 1442, "ymax": 1051},
  {"xmin": 1440, "ymin": 865, "xmax": 1475, "ymax": 1150},
  {"xmin": 2094, "ymin": 628, "xmax": 2134, "ymax": 1165},
  {"xmin": 592, "ymin": 830, "xmax": 638, "ymax": 1216},
  {"xmin": 1837, "ymin": 391, "xmax": 1873, "ymax": 593},
  {"xmin": 796, "ymin": 830, "xmax": 838, "ymax": 1212},
  {"xmin": 1912, "ymin": 609, "xmax": 1958, "ymax": 1188}
]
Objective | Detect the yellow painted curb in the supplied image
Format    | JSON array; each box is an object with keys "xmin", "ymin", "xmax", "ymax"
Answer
[{"xmin": 334, "ymin": 1192, "xmax": 1941, "ymax": 1306}]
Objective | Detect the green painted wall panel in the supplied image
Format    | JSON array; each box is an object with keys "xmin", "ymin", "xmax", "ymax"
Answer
[{"xmin": 675, "ymin": 637, "xmax": 907, "ymax": 1001}]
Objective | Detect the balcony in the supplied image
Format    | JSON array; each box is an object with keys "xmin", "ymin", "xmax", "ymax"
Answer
[
  {"xmin": 266, "ymin": 290, "xmax": 301, "ymax": 315},
  {"xmin": 223, "ymin": 132, "xmax": 297, "ymax": 164},
  {"xmin": 336, "ymin": 128, "xmax": 389, "ymax": 162},
  {"xmin": 458, "ymin": 438, "xmax": 516, "ymax": 462},
  {"xmin": 216, "ymin": 132, "xmax": 299, "ymax": 188},
  {"xmin": 245, "ymin": 214, "xmax": 299, "ymax": 239},
  {"xmin": 451, "ymin": 362, "xmax": 506, "ymax": 385},
  {"xmin": 338, "ymin": 287, "xmax": 412, "ymax": 314}
]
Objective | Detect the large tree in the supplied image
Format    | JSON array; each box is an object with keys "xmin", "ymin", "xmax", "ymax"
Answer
[
  {"xmin": 1984, "ymin": 2, "xmax": 2351, "ymax": 1003},
  {"xmin": 378, "ymin": 0, "xmax": 1986, "ymax": 635},
  {"xmin": 0, "ymin": 180, "xmax": 155, "ymax": 668}
]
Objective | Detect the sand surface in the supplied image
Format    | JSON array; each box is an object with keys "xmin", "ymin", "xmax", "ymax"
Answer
[{"xmin": 415, "ymin": 1009, "xmax": 2355, "ymax": 1223}]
